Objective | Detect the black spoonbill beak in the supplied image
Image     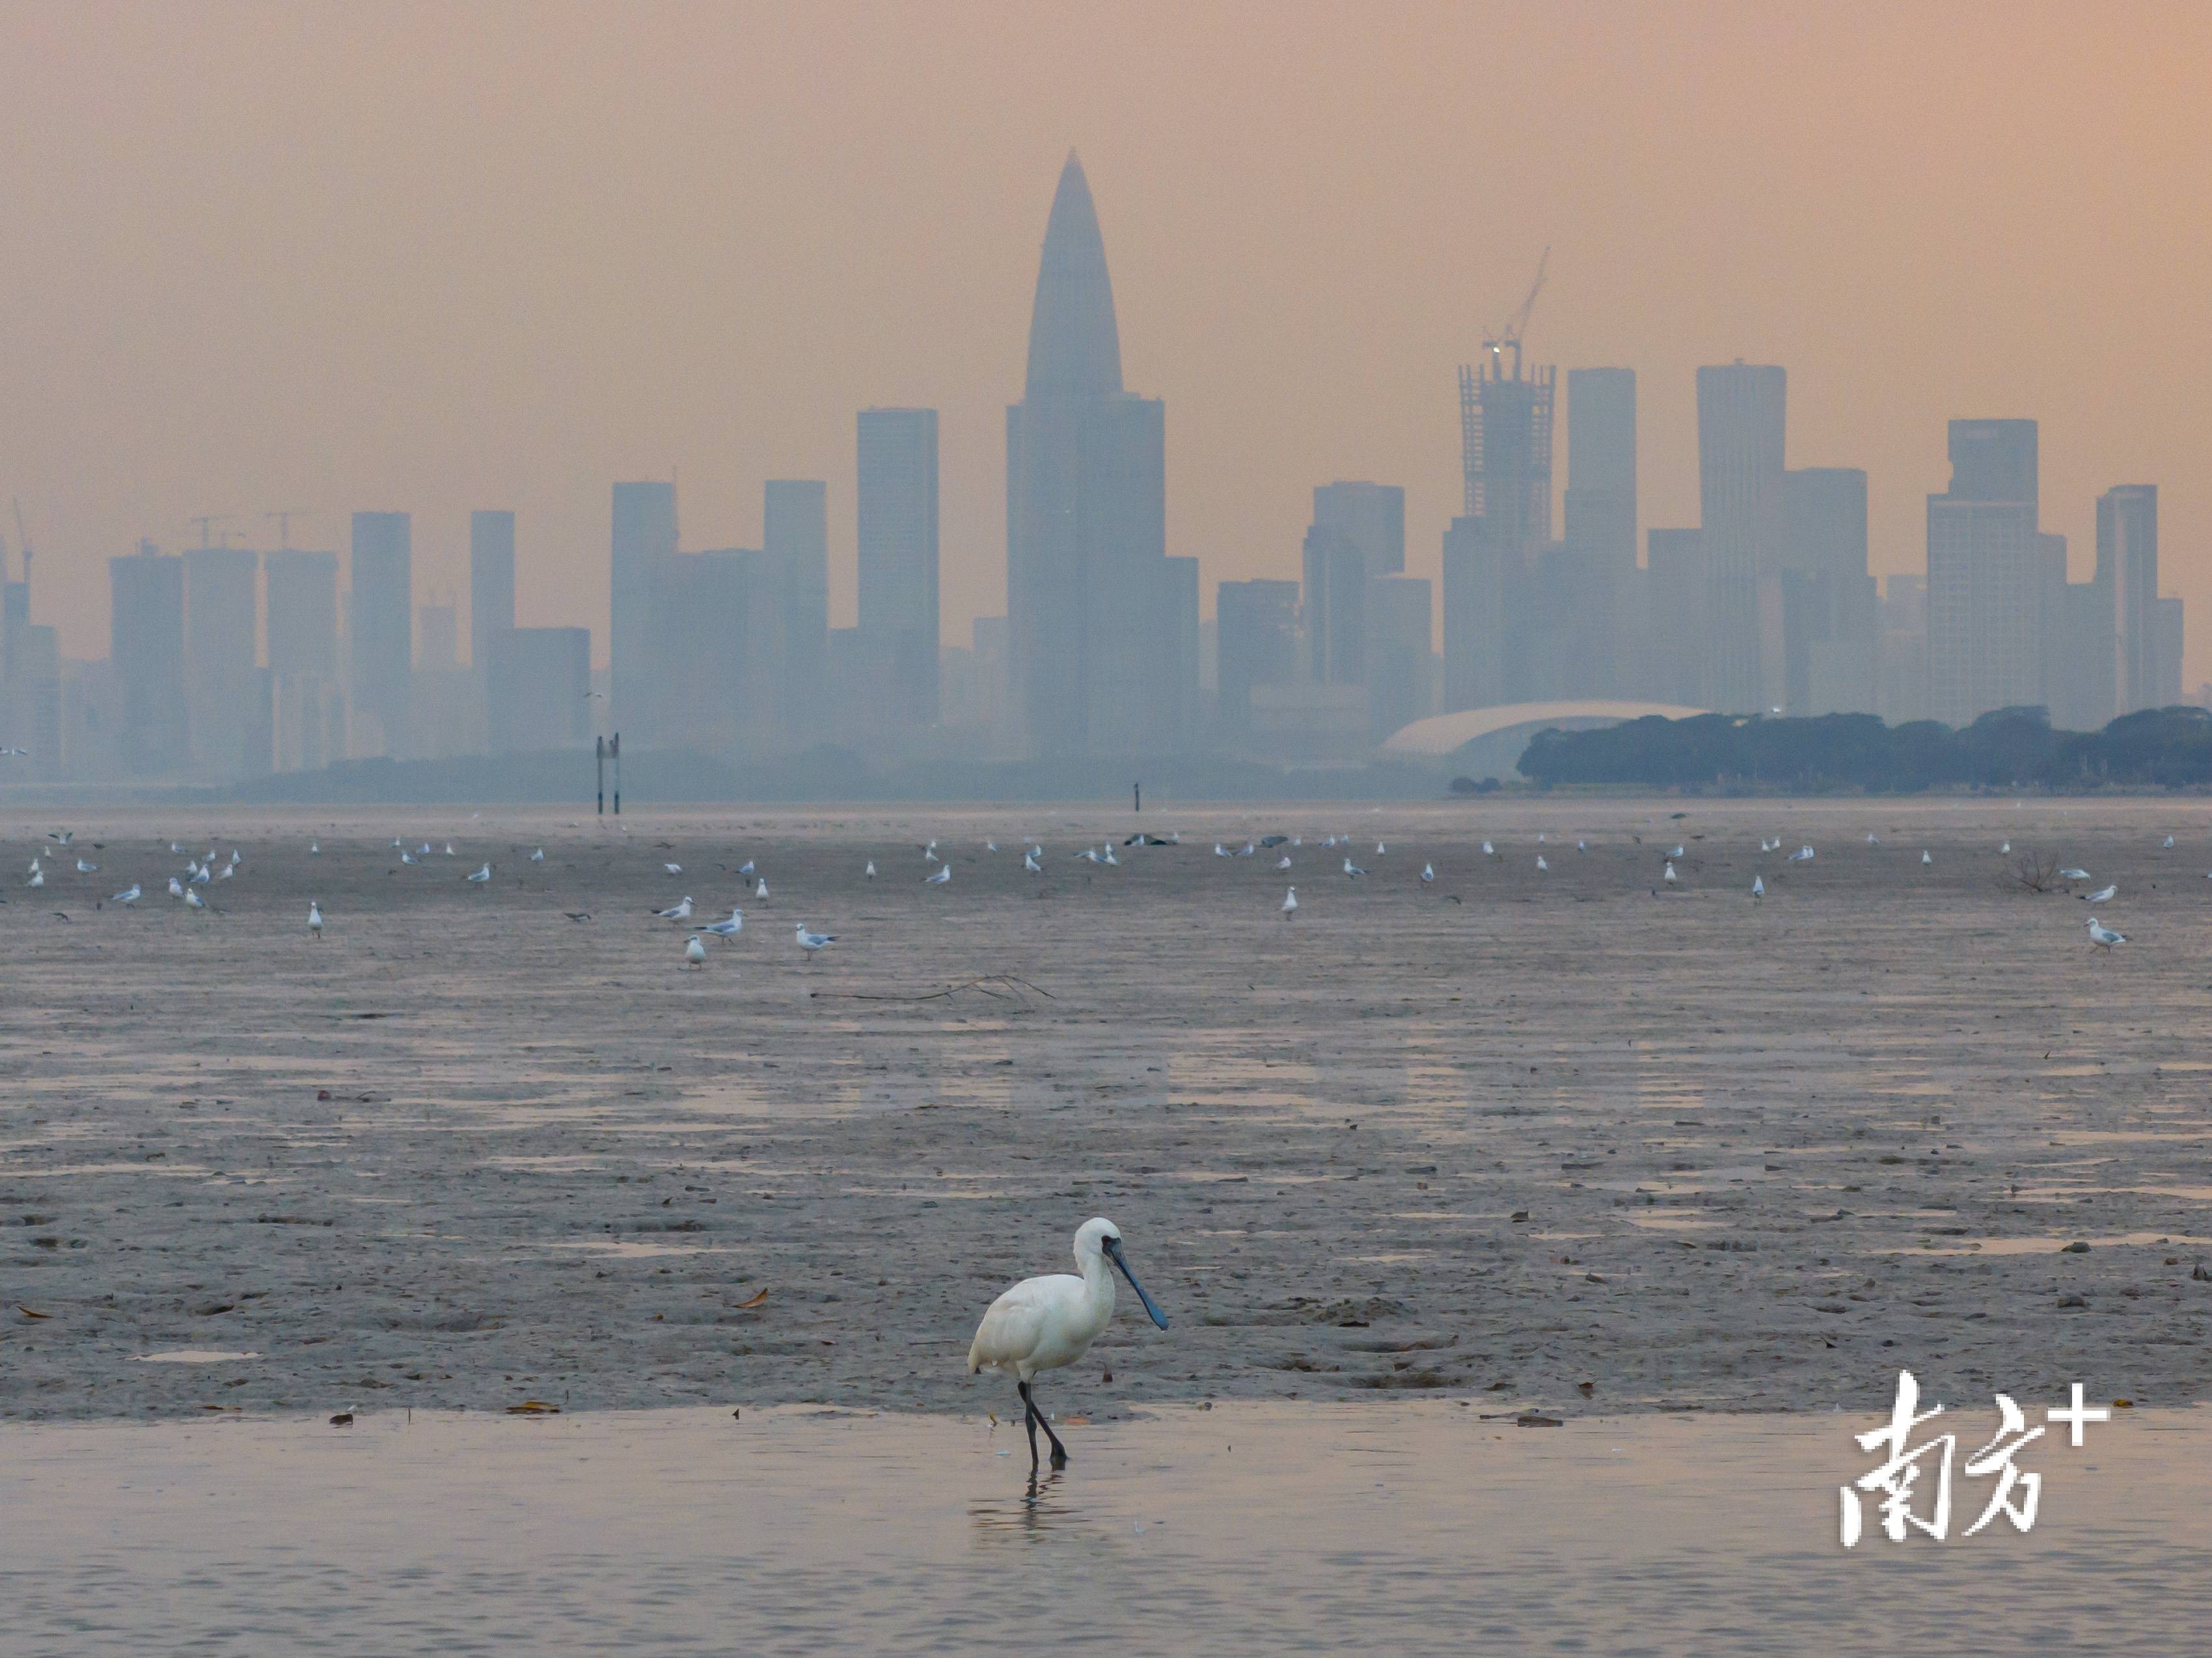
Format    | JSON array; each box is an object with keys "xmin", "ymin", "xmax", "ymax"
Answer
[{"xmin": 1104, "ymin": 1236, "xmax": 1169, "ymax": 1329}]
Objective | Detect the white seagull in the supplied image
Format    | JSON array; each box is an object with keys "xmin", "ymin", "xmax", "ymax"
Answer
[
  {"xmin": 113, "ymin": 884, "xmax": 141, "ymax": 904},
  {"xmin": 1282, "ymin": 886, "xmax": 1298, "ymax": 917},
  {"xmin": 1536, "ymin": 854, "xmax": 1550, "ymax": 872},
  {"xmin": 26, "ymin": 870, "xmax": 41, "ymax": 888},
  {"xmin": 739, "ymin": 860, "xmax": 756, "ymax": 876},
  {"xmin": 2164, "ymin": 836, "xmax": 2176, "ymax": 849},
  {"xmin": 664, "ymin": 862, "xmax": 682, "ymax": 875},
  {"xmin": 755, "ymin": 877, "xmax": 769, "ymax": 900},
  {"xmin": 1023, "ymin": 852, "xmax": 1041, "ymax": 873},
  {"xmin": 308, "ymin": 902, "xmax": 323, "ymax": 938},
  {"xmin": 2084, "ymin": 884, "xmax": 2118, "ymax": 903},
  {"xmin": 2000, "ymin": 841, "xmax": 2012, "ymax": 854},
  {"xmin": 400, "ymin": 850, "xmax": 417, "ymax": 865},
  {"xmin": 168, "ymin": 877, "xmax": 184, "ymax": 899},
  {"xmin": 703, "ymin": 908, "xmax": 743, "ymax": 940},
  {"xmin": 75, "ymin": 858, "xmax": 97, "ymax": 873},
  {"xmin": 1343, "ymin": 857, "xmax": 1367, "ymax": 878},
  {"xmin": 530, "ymin": 847, "xmax": 545, "ymax": 862},
  {"xmin": 795, "ymin": 922, "xmax": 834, "ymax": 962},
  {"xmin": 467, "ymin": 863, "xmax": 493, "ymax": 884},
  {"xmin": 1276, "ymin": 854, "xmax": 1292, "ymax": 869},
  {"xmin": 866, "ymin": 860, "xmax": 877, "ymax": 878},
  {"xmin": 1214, "ymin": 843, "xmax": 1231, "ymax": 858},
  {"xmin": 655, "ymin": 897, "xmax": 694, "ymax": 921},
  {"xmin": 310, "ymin": 841, "xmax": 321, "ymax": 856},
  {"xmin": 966, "ymin": 1217, "xmax": 1167, "ymax": 1471},
  {"xmin": 2087, "ymin": 916, "xmax": 2126, "ymax": 951},
  {"xmin": 1421, "ymin": 863, "xmax": 1434, "ymax": 883},
  {"xmin": 1790, "ymin": 846, "xmax": 1816, "ymax": 862},
  {"xmin": 925, "ymin": 864, "xmax": 952, "ymax": 885},
  {"xmin": 1482, "ymin": 841, "xmax": 1497, "ymax": 858},
  {"xmin": 685, "ymin": 934, "xmax": 707, "ymax": 968},
  {"xmin": 1663, "ymin": 862, "xmax": 1678, "ymax": 884},
  {"xmin": 1920, "ymin": 850, "xmax": 1933, "ymax": 865},
  {"xmin": 184, "ymin": 888, "xmax": 205, "ymax": 910},
  {"xmin": 1752, "ymin": 875, "xmax": 1765, "ymax": 897},
  {"xmin": 2059, "ymin": 868, "xmax": 2090, "ymax": 881}
]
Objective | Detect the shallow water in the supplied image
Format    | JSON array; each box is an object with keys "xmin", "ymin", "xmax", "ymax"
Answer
[{"xmin": 6, "ymin": 1402, "xmax": 2209, "ymax": 1655}]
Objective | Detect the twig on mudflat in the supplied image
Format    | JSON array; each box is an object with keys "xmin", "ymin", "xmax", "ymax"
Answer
[{"xmin": 810, "ymin": 973, "xmax": 1056, "ymax": 1004}]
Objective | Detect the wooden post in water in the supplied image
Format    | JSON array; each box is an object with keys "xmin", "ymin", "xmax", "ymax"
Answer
[
  {"xmin": 1134, "ymin": 781, "xmax": 1141, "ymax": 814},
  {"xmin": 595, "ymin": 735, "xmax": 605, "ymax": 815},
  {"xmin": 612, "ymin": 732, "xmax": 622, "ymax": 815}
]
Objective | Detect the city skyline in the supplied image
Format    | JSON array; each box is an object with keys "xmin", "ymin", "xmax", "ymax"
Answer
[{"xmin": 2, "ymin": 3, "xmax": 2205, "ymax": 689}]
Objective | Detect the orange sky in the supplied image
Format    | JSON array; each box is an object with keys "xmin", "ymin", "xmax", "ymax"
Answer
[{"xmin": 5, "ymin": 1, "xmax": 2208, "ymax": 680}]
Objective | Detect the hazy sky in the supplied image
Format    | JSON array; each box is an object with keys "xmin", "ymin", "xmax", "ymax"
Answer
[{"xmin": 6, "ymin": 1, "xmax": 2208, "ymax": 679}]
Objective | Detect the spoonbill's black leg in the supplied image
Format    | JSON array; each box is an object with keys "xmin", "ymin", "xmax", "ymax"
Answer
[
  {"xmin": 1020, "ymin": 1380, "xmax": 1069, "ymax": 1467},
  {"xmin": 1020, "ymin": 1386, "xmax": 1041, "ymax": 1470}
]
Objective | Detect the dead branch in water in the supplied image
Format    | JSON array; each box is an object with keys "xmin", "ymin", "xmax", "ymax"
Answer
[{"xmin": 810, "ymin": 974, "xmax": 1057, "ymax": 1005}]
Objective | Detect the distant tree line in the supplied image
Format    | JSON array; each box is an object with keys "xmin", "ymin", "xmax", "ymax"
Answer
[{"xmin": 1518, "ymin": 705, "xmax": 2212, "ymax": 791}]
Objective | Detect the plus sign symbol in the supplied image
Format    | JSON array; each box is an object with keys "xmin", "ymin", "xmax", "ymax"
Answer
[{"xmin": 2047, "ymin": 1382, "xmax": 2112, "ymax": 1448}]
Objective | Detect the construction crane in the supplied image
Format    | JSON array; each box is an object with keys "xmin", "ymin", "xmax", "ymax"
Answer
[
  {"xmin": 187, "ymin": 513, "xmax": 239, "ymax": 548},
  {"xmin": 1481, "ymin": 246, "xmax": 1550, "ymax": 381}
]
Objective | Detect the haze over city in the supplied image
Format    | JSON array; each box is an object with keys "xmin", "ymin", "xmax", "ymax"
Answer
[{"xmin": 3, "ymin": 0, "xmax": 2208, "ymax": 790}]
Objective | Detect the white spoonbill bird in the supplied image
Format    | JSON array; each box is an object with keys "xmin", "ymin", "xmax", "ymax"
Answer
[
  {"xmin": 968, "ymin": 1217, "xmax": 1169, "ymax": 1471},
  {"xmin": 685, "ymin": 934, "xmax": 707, "ymax": 968},
  {"xmin": 1282, "ymin": 885, "xmax": 1298, "ymax": 918},
  {"xmin": 2088, "ymin": 916, "xmax": 2127, "ymax": 951},
  {"xmin": 795, "ymin": 922, "xmax": 834, "ymax": 962},
  {"xmin": 309, "ymin": 902, "xmax": 323, "ymax": 938}
]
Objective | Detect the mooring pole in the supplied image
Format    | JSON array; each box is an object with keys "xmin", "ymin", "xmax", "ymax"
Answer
[
  {"xmin": 612, "ymin": 732, "xmax": 621, "ymax": 816},
  {"xmin": 1134, "ymin": 781, "xmax": 1141, "ymax": 813},
  {"xmin": 596, "ymin": 735, "xmax": 605, "ymax": 815}
]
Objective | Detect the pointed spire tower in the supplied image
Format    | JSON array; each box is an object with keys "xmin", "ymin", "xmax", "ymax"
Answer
[
  {"xmin": 1024, "ymin": 153, "xmax": 1124, "ymax": 401},
  {"xmin": 1005, "ymin": 155, "xmax": 1176, "ymax": 760}
]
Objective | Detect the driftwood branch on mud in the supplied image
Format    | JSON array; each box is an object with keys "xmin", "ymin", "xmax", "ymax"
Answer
[{"xmin": 810, "ymin": 974, "xmax": 1057, "ymax": 1005}]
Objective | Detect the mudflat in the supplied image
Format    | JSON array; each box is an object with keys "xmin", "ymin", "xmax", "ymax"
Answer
[{"xmin": 4, "ymin": 799, "xmax": 2208, "ymax": 1422}]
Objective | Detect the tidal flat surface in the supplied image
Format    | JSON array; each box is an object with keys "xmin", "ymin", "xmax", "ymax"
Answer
[
  {"xmin": 5, "ymin": 1402, "xmax": 2209, "ymax": 1656},
  {"xmin": 5, "ymin": 800, "xmax": 2212, "ymax": 1424}
]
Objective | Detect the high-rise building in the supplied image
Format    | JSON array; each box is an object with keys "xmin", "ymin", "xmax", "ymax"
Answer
[
  {"xmin": 182, "ymin": 545, "xmax": 264, "ymax": 778},
  {"xmin": 1643, "ymin": 529, "xmax": 1705, "ymax": 707},
  {"xmin": 265, "ymin": 547, "xmax": 342, "ymax": 772},
  {"xmin": 486, "ymin": 627, "xmax": 592, "ymax": 753},
  {"xmin": 2097, "ymin": 485, "xmax": 2160, "ymax": 715},
  {"xmin": 1443, "ymin": 342, "xmax": 1555, "ymax": 713},
  {"xmin": 765, "ymin": 480, "xmax": 828, "ymax": 747},
  {"xmin": 1364, "ymin": 576, "xmax": 1433, "ymax": 742},
  {"xmin": 1216, "ymin": 578, "xmax": 1300, "ymax": 742},
  {"xmin": 349, "ymin": 511, "xmax": 412, "ymax": 756},
  {"xmin": 1927, "ymin": 422, "xmax": 2042, "ymax": 727},
  {"xmin": 470, "ymin": 511, "xmax": 516, "ymax": 673},
  {"xmin": 1006, "ymin": 153, "xmax": 1173, "ymax": 757},
  {"xmin": 1563, "ymin": 368, "xmax": 1636, "ymax": 574},
  {"xmin": 1302, "ymin": 482, "xmax": 1403, "ymax": 688},
  {"xmin": 1877, "ymin": 573, "xmax": 1930, "ymax": 724},
  {"xmin": 857, "ymin": 409, "xmax": 940, "ymax": 723},
  {"xmin": 110, "ymin": 541, "xmax": 186, "ymax": 776},
  {"xmin": 1781, "ymin": 467, "xmax": 1876, "ymax": 714},
  {"xmin": 610, "ymin": 480, "xmax": 677, "ymax": 741},
  {"xmin": 2155, "ymin": 597, "xmax": 2185, "ymax": 707},
  {"xmin": 1696, "ymin": 362, "xmax": 1786, "ymax": 711}
]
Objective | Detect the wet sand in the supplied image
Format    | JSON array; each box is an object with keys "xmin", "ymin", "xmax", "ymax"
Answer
[
  {"xmin": 5, "ymin": 800, "xmax": 2212, "ymax": 1425},
  {"xmin": 6, "ymin": 1402, "xmax": 2209, "ymax": 1655}
]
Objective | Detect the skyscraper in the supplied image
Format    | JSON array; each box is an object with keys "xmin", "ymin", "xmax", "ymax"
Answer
[
  {"xmin": 765, "ymin": 480, "xmax": 828, "ymax": 746},
  {"xmin": 610, "ymin": 480, "xmax": 677, "ymax": 741},
  {"xmin": 1563, "ymin": 368, "xmax": 1636, "ymax": 574},
  {"xmin": 1006, "ymin": 153, "xmax": 1171, "ymax": 757},
  {"xmin": 349, "ymin": 511, "xmax": 412, "ymax": 756},
  {"xmin": 1216, "ymin": 578, "xmax": 1300, "ymax": 741},
  {"xmin": 1443, "ymin": 344, "xmax": 1554, "ymax": 712},
  {"xmin": 183, "ymin": 545, "xmax": 262, "ymax": 778},
  {"xmin": 109, "ymin": 541, "xmax": 185, "ymax": 776},
  {"xmin": 266, "ymin": 547, "xmax": 342, "ymax": 772},
  {"xmin": 1302, "ymin": 482, "xmax": 1404, "ymax": 688},
  {"xmin": 1781, "ymin": 467, "xmax": 1876, "ymax": 714},
  {"xmin": 2097, "ymin": 484, "xmax": 2160, "ymax": 715},
  {"xmin": 1927, "ymin": 421, "xmax": 2042, "ymax": 727},
  {"xmin": 470, "ymin": 510, "xmax": 516, "ymax": 673},
  {"xmin": 857, "ymin": 409, "xmax": 941, "ymax": 723},
  {"xmin": 1696, "ymin": 363, "xmax": 1786, "ymax": 711}
]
